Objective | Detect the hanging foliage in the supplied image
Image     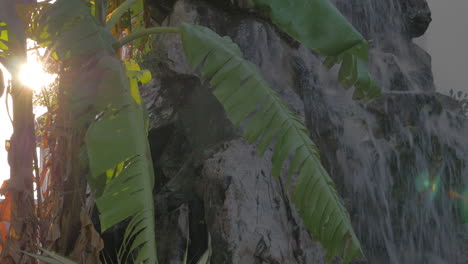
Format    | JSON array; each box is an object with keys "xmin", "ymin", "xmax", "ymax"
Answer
[
  {"xmin": 251, "ymin": 0, "xmax": 381, "ymax": 99},
  {"xmin": 0, "ymin": 0, "xmax": 384, "ymax": 262}
]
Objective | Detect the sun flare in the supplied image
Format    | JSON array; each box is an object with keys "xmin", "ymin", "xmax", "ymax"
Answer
[{"xmin": 19, "ymin": 57, "xmax": 57, "ymax": 92}]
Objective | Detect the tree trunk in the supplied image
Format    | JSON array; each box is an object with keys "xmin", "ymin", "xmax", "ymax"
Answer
[{"xmin": 4, "ymin": 73, "xmax": 38, "ymax": 263}]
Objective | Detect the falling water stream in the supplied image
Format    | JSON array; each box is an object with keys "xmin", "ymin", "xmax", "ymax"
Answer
[{"xmin": 303, "ymin": 0, "xmax": 468, "ymax": 263}]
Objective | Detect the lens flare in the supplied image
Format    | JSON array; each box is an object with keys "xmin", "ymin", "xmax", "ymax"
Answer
[
  {"xmin": 456, "ymin": 188, "xmax": 468, "ymax": 223},
  {"xmin": 18, "ymin": 39, "xmax": 57, "ymax": 92},
  {"xmin": 416, "ymin": 172, "xmax": 428, "ymax": 192},
  {"xmin": 415, "ymin": 171, "xmax": 440, "ymax": 200}
]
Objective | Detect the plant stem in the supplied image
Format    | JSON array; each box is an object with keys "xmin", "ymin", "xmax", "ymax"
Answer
[
  {"xmin": 95, "ymin": 0, "xmax": 108, "ymax": 26},
  {"xmin": 113, "ymin": 27, "xmax": 181, "ymax": 49},
  {"xmin": 105, "ymin": 0, "xmax": 138, "ymax": 31}
]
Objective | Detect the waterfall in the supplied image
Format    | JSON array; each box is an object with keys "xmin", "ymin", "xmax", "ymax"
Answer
[{"xmin": 303, "ymin": 0, "xmax": 468, "ymax": 262}]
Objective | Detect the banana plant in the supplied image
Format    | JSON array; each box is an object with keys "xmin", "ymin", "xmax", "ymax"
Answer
[
  {"xmin": 31, "ymin": 0, "xmax": 158, "ymax": 262},
  {"xmin": 27, "ymin": 0, "xmax": 379, "ymax": 262}
]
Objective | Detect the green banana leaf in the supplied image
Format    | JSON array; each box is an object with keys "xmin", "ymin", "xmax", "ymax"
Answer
[
  {"xmin": 179, "ymin": 23, "xmax": 365, "ymax": 263},
  {"xmin": 0, "ymin": 0, "xmax": 28, "ymax": 72},
  {"xmin": 251, "ymin": 0, "xmax": 381, "ymax": 99},
  {"xmin": 31, "ymin": 0, "xmax": 158, "ymax": 263},
  {"xmin": 0, "ymin": 20, "xmax": 9, "ymax": 53}
]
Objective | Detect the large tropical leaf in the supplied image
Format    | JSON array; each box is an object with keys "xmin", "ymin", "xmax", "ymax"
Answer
[
  {"xmin": 31, "ymin": 0, "xmax": 158, "ymax": 263},
  {"xmin": 179, "ymin": 24, "xmax": 364, "ymax": 263},
  {"xmin": 0, "ymin": 0, "xmax": 28, "ymax": 72},
  {"xmin": 0, "ymin": 0, "xmax": 25, "ymax": 51},
  {"xmin": 251, "ymin": 0, "xmax": 381, "ymax": 99}
]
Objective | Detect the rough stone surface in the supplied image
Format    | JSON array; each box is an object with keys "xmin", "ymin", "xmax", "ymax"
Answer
[
  {"xmin": 135, "ymin": 0, "xmax": 468, "ymax": 263},
  {"xmin": 202, "ymin": 139, "xmax": 325, "ymax": 264},
  {"xmin": 399, "ymin": 0, "xmax": 432, "ymax": 38}
]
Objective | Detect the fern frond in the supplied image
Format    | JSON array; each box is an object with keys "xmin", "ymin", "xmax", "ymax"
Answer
[{"xmin": 180, "ymin": 24, "xmax": 365, "ymax": 263}]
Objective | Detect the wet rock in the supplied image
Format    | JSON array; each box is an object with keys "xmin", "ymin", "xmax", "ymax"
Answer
[
  {"xmin": 135, "ymin": 0, "xmax": 468, "ymax": 263},
  {"xmin": 146, "ymin": 0, "xmax": 178, "ymax": 24},
  {"xmin": 366, "ymin": 39, "xmax": 435, "ymax": 93},
  {"xmin": 399, "ymin": 0, "xmax": 432, "ymax": 38},
  {"xmin": 155, "ymin": 204, "xmax": 189, "ymax": 264},
  {"xmin": 202, "ymin": 0, "xmax": 255, "ymax": 10},
  {"xmin": 371, "ymin": 52, "xmax": 412, "ymax": 91},
  {"xmin": 140, "ymin": 79, "xmax": 176, "ymax": 131},
  {"xmin": 202, "ymin": 139, "xmax": 326, "ymax": 264}
]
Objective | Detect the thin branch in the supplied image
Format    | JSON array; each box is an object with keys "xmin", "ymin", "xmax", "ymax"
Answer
[
  {"xmin": 105, "ymin": 0, "xmax": 138, "ymax": 31},
  {"xmin": 26, "ymin": 46, "xmax": 43, "ymax": 51},
  {"xmin": 113, "ymin": 27, "xmax": 180, "ymax": 49},
  {"xmin": 33, "ymin": 134, "xmax": 42, "ymax": 220}
]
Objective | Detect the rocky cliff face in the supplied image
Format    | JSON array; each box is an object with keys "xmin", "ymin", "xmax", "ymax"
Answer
[{"xmin": 132, "ymin": 0, "xmax": 468, "ymax": 263}]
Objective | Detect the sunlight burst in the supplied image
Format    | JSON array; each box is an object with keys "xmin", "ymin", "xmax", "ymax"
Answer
[{"xmin": 19, "ymin": 57, "xmax": 57, "ymax": 92}]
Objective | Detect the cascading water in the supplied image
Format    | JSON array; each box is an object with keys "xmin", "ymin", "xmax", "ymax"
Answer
[
  {"xmin": 139, "ymin": 0, "xmax": 467, "ymax": 262},
  {"xmin": 302, "ymin": 0, "xmax": 468, "ymax": 263},
  {"xmin": 333, "ymin": 0, "xmax": 404, "ymax": 39}
]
